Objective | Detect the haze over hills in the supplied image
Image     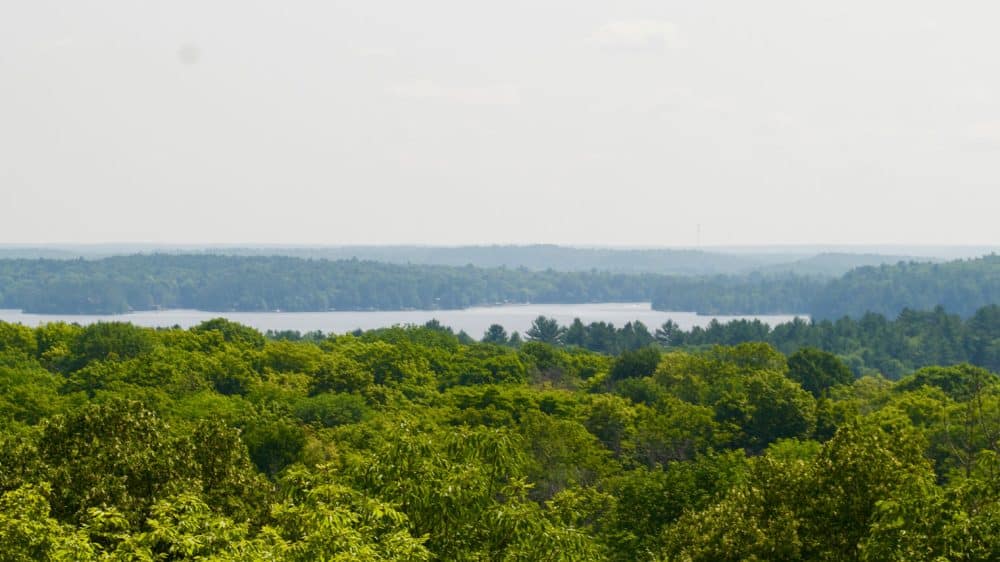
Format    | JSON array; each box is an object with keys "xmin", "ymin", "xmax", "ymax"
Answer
[{"xmin": 2, "ymin": 244, "xmax": 991, "ymax": 277}]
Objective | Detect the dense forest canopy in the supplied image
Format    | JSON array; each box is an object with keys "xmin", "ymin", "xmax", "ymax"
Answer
[
  {"xmin": 0, "ymin": 253, "xmax": 997, "ymax": 319},
  {"xmin": 1, "ymin": 317, "xmax": 999, "ymax": 559}
]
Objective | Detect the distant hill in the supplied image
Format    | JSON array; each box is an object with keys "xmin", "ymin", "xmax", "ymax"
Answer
[
  {"xmin": 756, "ymin": 252, "xmax": 935, "ymax": 277},
  {"xmin": 283, "ymin": 245, "xmax": 782, "ymax": 275},
  {"xmin": 0, "ymin": 244, "xmax": 981, "ymax": 277},
  {"xmin": 809, "ymin": 255, "xmax": 1000, "ymax": 319},
  {"xmin": 0, "ymin": 244, "xmax": 788, "ymax": 273},
  {"xmin": 648, "ymin": 255, "xmax": 1000, "ymax": 319}
]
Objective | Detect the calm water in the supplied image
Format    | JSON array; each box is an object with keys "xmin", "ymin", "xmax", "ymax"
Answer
[{"xmin": 0, "ymin": 303, "xmax": 804, "ymax": 338}]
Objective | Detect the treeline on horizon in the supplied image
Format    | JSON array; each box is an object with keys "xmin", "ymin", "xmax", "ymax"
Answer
[
  {"xmin": 0, "ymin": 253, "xmax": 997, "ymax": 319},
  {"xmin": 0, "ymin": 244, "xmax": 937, "ymax": 276},
  {"xmin": 2, "ymin": 317, "xmax": 1000, "ymax": 559}
]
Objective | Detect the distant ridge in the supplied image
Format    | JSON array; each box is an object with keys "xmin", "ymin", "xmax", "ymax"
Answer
[
  {"xmin": 756, "ymin": 253, "xmax": 940, "ymax": 277},
  {"xmin": 0, "ymin": 244, "xmax": 986, "ymax": 277}
]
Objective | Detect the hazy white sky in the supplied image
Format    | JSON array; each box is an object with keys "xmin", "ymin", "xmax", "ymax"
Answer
[{"xmin": 2, "ymin": 1, "xmax": 999, "ymax": 246}]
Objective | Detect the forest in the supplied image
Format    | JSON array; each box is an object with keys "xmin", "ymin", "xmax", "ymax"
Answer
[
  {"xmin": 469, "ymin": 304, "xmax": 998, "ymax": 379},
  {"xmin": 1, "ymin": 317, "xmax": 1000, "ymax": 559},
  {"xmin": 0, "ymin": 253, "xmax": 997, "ymax": 318}
]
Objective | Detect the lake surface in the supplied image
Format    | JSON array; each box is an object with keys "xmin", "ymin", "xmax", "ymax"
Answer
[{"xmin": 0, "ymin": 303, "xmax": 804, "ymax": 337}]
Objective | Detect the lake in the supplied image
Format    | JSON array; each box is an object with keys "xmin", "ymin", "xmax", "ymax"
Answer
[{"xmin": 0, "ymin": 303, "xmax": 804, "ymax": 337}]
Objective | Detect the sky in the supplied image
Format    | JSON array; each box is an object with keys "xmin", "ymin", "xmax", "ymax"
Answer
[{"xmin": 2, "ymin": 1, "xmax": 999, "ymax": 247}]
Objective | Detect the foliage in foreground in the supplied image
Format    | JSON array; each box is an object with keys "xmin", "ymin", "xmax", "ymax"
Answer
[{"xmin": 1, "ymin": 318, "xmax": 1000, "ymax": 559}]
